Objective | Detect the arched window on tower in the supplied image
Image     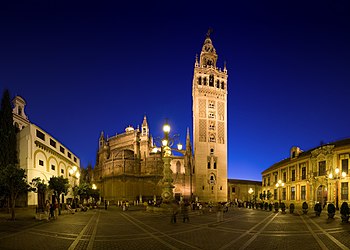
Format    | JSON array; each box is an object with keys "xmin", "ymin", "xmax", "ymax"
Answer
[
  {"xmin": 209, "ymin": 174, "xmax": 216, "ymax": 184},
  {"xmin": 209, "ymin": 75, "xmax": 214, "ymax": 87},
  {"xmin": 198, "ymin": 77, "xmax": 202, "ymax": 85},
  {"xmin": 221, "ymin": 81, "xmax": 224, "ymax": 89},
  {"xmin": 216, "ymin": 80, "xmax": 220, "ymax": 88},
  {"xmin": 203, "ymin": 77, "xmax": 207, "ymax": 85},
  {"xmin": 209, "ymin": 134, "xmax": 216, "ymax": 143},
  {"xmin": 18, "ymin": 106, "xmax": 22, "ymax": 116}
]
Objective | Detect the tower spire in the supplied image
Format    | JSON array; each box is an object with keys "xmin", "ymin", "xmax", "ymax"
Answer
[{"xmin": 206, "ymin": 27, "xmax": 213, "ymax": 38}]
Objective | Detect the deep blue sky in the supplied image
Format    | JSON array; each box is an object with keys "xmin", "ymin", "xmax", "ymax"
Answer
[{"xmin": 1, "ymin": 1, "xmax": 350, "ymax": 181}]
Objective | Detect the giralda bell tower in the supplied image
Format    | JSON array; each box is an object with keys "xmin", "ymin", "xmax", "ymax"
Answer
[{"xmin": 192, "ymin": 30, "xmax": 228, "ymax": 202}]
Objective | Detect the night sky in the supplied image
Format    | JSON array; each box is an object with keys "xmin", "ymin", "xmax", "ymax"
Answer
[{"xmin": 1, "ymin": 1, "xmax": 350, "ymax": 181}]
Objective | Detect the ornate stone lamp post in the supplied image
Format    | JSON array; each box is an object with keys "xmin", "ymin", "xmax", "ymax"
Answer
[
  {"xmin": 328, "ymin": 168, "xmax": 346, "ymax": 210},
  {"xmin": 160, "ymin": 121, "xmax": 183, "ymax": 204}
]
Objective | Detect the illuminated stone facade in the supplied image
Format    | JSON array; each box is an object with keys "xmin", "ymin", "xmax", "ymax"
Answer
[
  {"xmin": 261, "ymin": 139, "xmax": 350, "ymax": 208},
  {"xmin": 228, "ymin": 179, "xmax": 262, "ymax": 203},
  {"xmin": 94, "ymin": 116, "xmax": 193, "ymax": 203},
  {"xmin": 12, "ymin": 96, "xmax": 81, "ymax": 206},
  {"xmin": 192, "ymin": 32, "xmax": 228, "ymax": 202}
]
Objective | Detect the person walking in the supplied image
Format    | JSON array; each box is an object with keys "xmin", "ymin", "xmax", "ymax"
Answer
[
  {"xmin": 182, "ymin": 202, "xmax": 190, "ymax": 223},
  {"xmin": 45, "ymin": 200, "xmax": 50, "ymax": 221},
  {"xmin": 171, "ymin": 201, "xmax": 179, "ymax": 223},
  {"xmin": 217, "ymin": 203, "xmax": 224, "ymax": 222},
  {"xmin": 54, "ymin": 198, "xmax": 58, "ymax": 220}
]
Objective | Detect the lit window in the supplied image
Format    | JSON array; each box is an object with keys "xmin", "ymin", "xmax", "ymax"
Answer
[
  {"xmin": 318, "ymin": 161, "xmax": 326, "ymax": 176},
  {"xmin": 341, "ymin": 182, "xmax": 348, "ymax": 200},
  {"xmin": 342, "ymin": 159, "xmax": 348, "ymax": 175},
  {"xmin": 291, "ymin": 170, "xmax": 295, "ymax": 181},
  {"xmin": 291, "ymin": 187, "xmax": 295, "ymax": 200},
  {"xmin": 301, "ymin": 166, "xmax": 306, "ymax": 180}
]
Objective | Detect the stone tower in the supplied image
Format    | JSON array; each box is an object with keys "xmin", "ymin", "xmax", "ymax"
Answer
[
  {"xmin": 192, "ymin": 31, "xmax": 228, "ymax": 202},
  {"xmin": 12, "ymin": 95, "xmax": 29, "ymax": 131}
]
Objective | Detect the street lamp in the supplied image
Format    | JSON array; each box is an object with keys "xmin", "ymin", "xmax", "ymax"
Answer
[
  {"xmin": 69, "ymin": 166, "xmax": 80, "ymax": 209},
  {"xmin": 160, "ymin": 121, "xmax": 175, "ymax": 203},
  {"xmin": 275, "ymin": 180, "xmax": 285, "ymax": 203},
  {"xmin": 158, "ymin": 121, "xmax": 184, "ymax": 204},
  {"xmin": 248, "ymin": 188, "xmax": 254, "ymax": 208},
  {"xmin": 328, "ymin": 167, "xmax": 346, "ymax": 210}
]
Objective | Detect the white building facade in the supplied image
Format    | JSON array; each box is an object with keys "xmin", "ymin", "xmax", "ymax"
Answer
[{"xmin": 12, "ymin": 96, "xmax": 80, "ymax": 206}]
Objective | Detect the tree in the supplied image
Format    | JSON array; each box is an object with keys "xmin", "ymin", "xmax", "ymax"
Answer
[
  {"xmin": 48, "ymin": 176, "xmax": 69, "ymax": 215},
  {"xmin": 30, "ymin": 177, "xmax": 48, "ymax": 212},
  {"xmin": 0, "ymin": 89, "xmax": 18, "ymax": 207},
  {"xmin": 0, "ymin": 89, "xmax": 18, "ymax": 169},
  {"xmin": 0, "ymin": 164, "xmax": 31, "ymax": 220}
]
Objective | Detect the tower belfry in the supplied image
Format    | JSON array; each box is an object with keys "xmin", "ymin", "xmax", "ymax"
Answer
[{"xmin": 192, "ymin": 31, "xmax": 228, "ymax": 202}]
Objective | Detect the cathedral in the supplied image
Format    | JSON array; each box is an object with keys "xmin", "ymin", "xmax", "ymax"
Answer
[{"xmin": 94, "ymin": 31, "xmax": 228, "ymax": 203}]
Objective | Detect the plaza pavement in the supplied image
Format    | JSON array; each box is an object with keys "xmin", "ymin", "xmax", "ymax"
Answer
[{"xmin": 0, "ymin": 205, "xmax": 350, "ymax": 250}]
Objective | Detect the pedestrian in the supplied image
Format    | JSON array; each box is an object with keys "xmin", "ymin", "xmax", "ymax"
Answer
[
  {"xmin": 67, "ymin": 203, "xmax": 75, "ymax": 214},
  {"xmin": 217, "ymin": 203, "xmax": 224, "ymax": 222},
  {"xmin": 45, "ymin": 200, "xmax": 50, "ymax": 221},
  {"xmin": 54, "ymin": 198, "xmax": 58, "ymax": 219},
  {"xmin": 50, "ymin": 203, "xmax": 55, "ymax": 219},
  {"xmin": 171, "ymin": 201, "xmax": 179, "ymax": 223},
  {"xmin": 198, "ymin": 203, "xmax": 203, "ymax": 215},
  {"xmin": 104, "ymin": 200, "xmax": 108, "ymax": 210},
  {"xmin": 182, "ymin": 202, "xmax": 190, "ymax": 223}
]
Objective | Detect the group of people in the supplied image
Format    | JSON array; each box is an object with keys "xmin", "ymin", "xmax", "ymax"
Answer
[
  {"xmin": 171, "ymin": 201, "xmax": 190, "ymax": 223},
  {"xmin": 45, "ymin": 199, "xmax": 58, "ymax": 221},
  {"xmin": 170, "ymin": 201, "xmax": 230, "ymax": 224},
  {"xmin": 44, "ymin": 199, "xmax": 77, "ymax": 221}
]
